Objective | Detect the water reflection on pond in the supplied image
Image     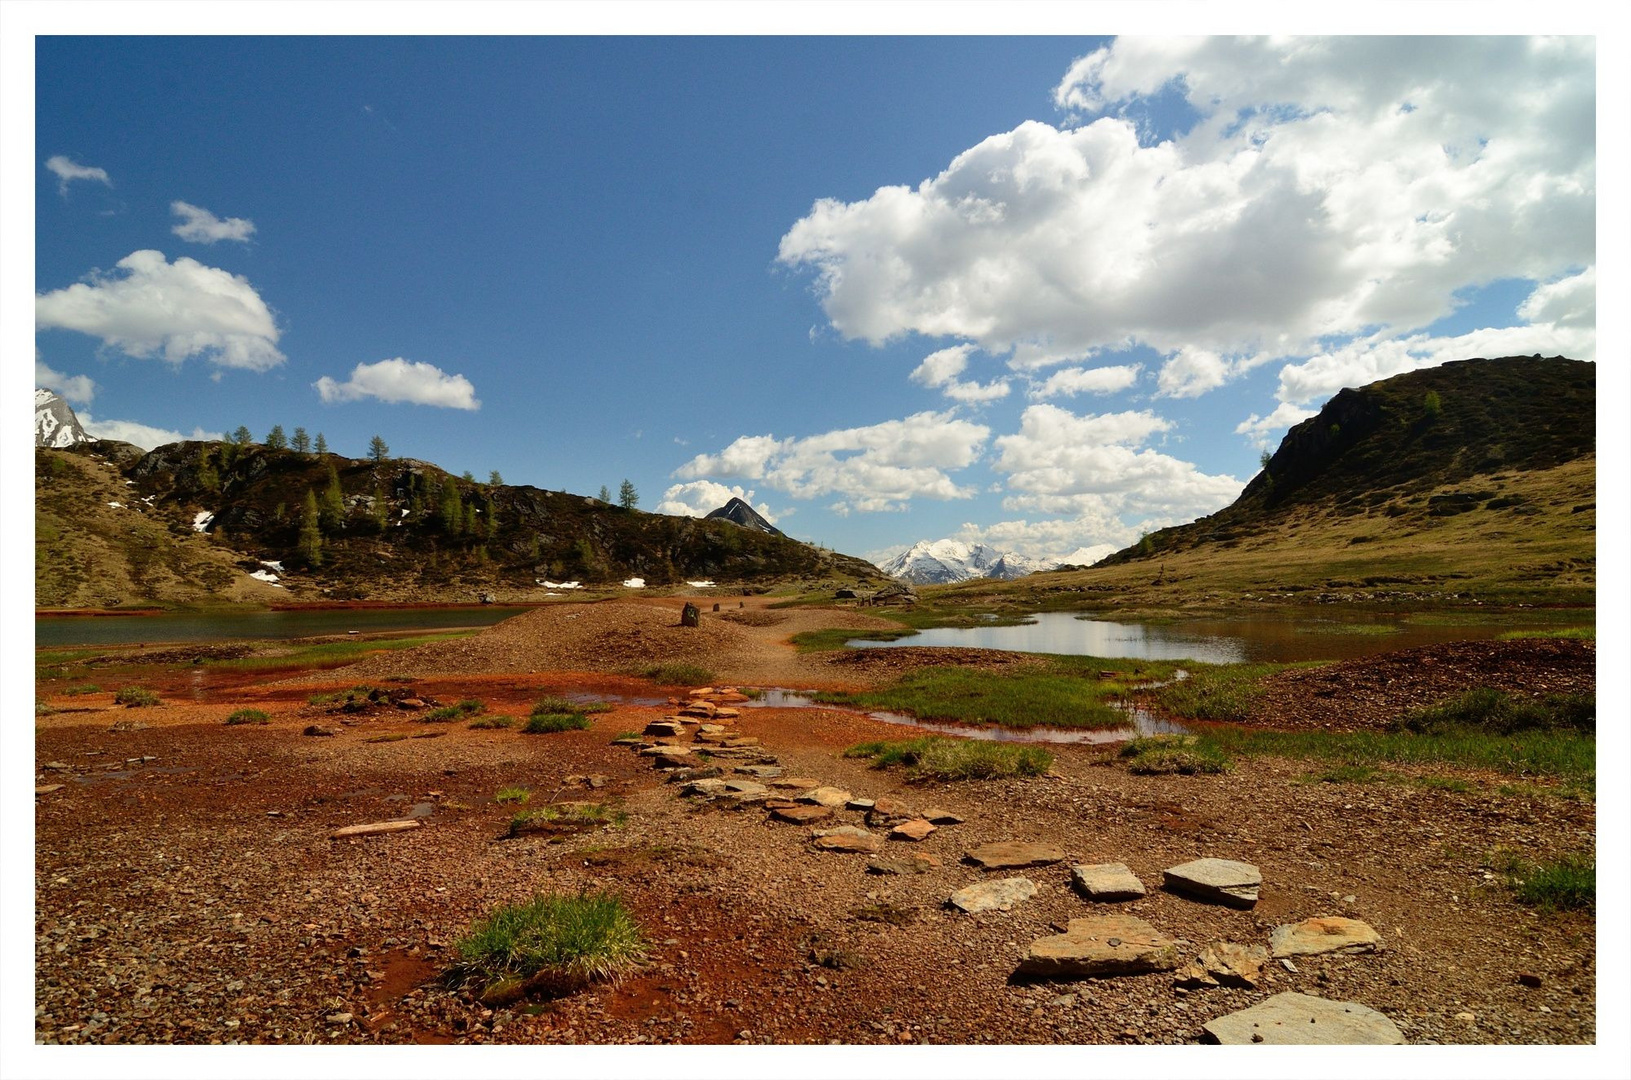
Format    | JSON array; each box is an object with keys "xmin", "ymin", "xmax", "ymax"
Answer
[
  {"xmin": 848, "ymin": 611, "xmax": 1530, "ymax": 664},
  {"xmin": 35, "ymin": 606, "xmax": 532, "ymax": 647}
]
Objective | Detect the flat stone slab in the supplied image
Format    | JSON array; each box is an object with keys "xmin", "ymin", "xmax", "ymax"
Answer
[
  {"xmin": 772, "ymin": 804, "xmax": 834, "ymax": 825},
  {"xmin": 682, "ymin": 778, "xmax": 731, "ymax": 797},
  {"xmin": 665, "ymin": 766, "xmax": 724, "ymax": 784},
  {"xmin": 866, "ymin": 796, "xmax": 917, "ymax": 825},
  {"xmin": 330, "ymin": 820, "xmax": 420, "ymax": 839},
  {"xmin": 639, "ymin": 743, "xmax": 690, "ymax": 757},
  {"xmin": 1071, "ymin": 862, "xmax": 1146, "ymax": 901},
  {"xmin": 798, "ymin": 786, "xmax": 852, "ymax": 808},
  {"xmin": 868, "ymin": 852, "xmax": 941, "ymax": 875},
  {"xmin": 965, "ymin": 842, "xmax": 1065, "ymax": 870},
  {"xmin": 920, "ymin": 807, "xmax": 963, "ymax": 825},
  {"xmin": 1175, "ymin": 942, "xmax": 1270, "ymax": 988},
  {"xmin": 890, "ymin": 819, "xmax": 936, "ymax": 842},
  {"xmin": 1270, "ymin": 917, "xmax": 1382, "ymax": 958},
  {"xmin": 649, "ymin": 750, "xmax": 695, "ymax": 770},
  {"xmin": 846, "ymin": 797, "xmax": 876, "ymax": 812},
  {"xmin": 949, "ymin": 876, "xmax": 1037, "ymax": 914},
  {"xmin": 36, "ymin": 785, "xmax": 66, "ymax": 795},
  {"xmin": 811, "ymin": 827, "xmax": 883, "ymax": 853},
  {"xmin": 1163, "ymin": 858, "xmax": 1262, "ymax": 908},
  {"xmin": 643, "ymin": 720, "xmax": 686, "ymax": 736},
  {"xmin": 733, "ymin": 765, "xmax": 783, "ymax": 779},
  {"xmin": 1016, "ymin": 914, "xmax": 1179, "ymax": 979},
  {"xmin": 1201, "ymin": 992, "xmax": 1405, "ymax": 1045}
]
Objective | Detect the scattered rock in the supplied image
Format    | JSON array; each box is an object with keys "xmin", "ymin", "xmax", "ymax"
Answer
[
  {"xmin": 36, "ymin": 785, "xmax": 66, "ymax": 795},
  {"xmin": 329, "ymin": 820, "xmax": 421, "ymax": 839},
  {"xmin": 949, "ymin": 876, "xmax": 1037, "ymax": 914},
  {"xmin": 42, "ymin": 762, "xmax": 71, "ymax": 772},
  {"xmin": 772, "ymin": 804, "xmax": 834, "ymax": 825},
  {"xmin": 302, "ymin": 725, "xmax": 338, "ymax": 737},
  {"xmin": 733, "ymin": 765, "xmax": 783, "ymax": 779},
  {"xmin": 682, "ymin": 778, "xmax": 731, "ymax": 797},
  {"xmin": 770, "ymin": 776, "xmax": 823, "ymax": 791},
  {"xmin": 890, "ymin": 819, "xmax": 936, "ymax": 842},
  {"xmin": 643, "ymin": 720, "xmax": 686, "ymax": 737},
  {"xmin": 107, "ymin": 720, "xmax": 148, "ymax": 733},
  {"xmin": 1201, "ymin": 992, "xmax": 1405, "ymax": 1045},
  {"xmin": 1269, "ymin": 917, "xmax": 1382, "ymax": 958},
  {"xmin": 1162, "ymin": 858, "xmax": 1262, "ymax": 908},
  {"xmin": 798, "ymin": 786, "xmax": 852, "ymax": 808},
  {"xmin": 1016, "ymin": 914, "xmax": 1179, "ymax": 979},
  {"xmin": 1070, "ymin": 862, "xmax": 1147, "ymax": 901},
  {"xmin": 964, "ymin": 842, "xmax": 1065, "ymax": 870},
  {"xmin": 865, "ymin": 796, "xmax": 917, "ymax": 826},
  {"xmin": 920, "ymin": 808, "xmax": 963, "ymax": 825},
  {"xmin": 811, "ymin": 828, "xmax": 883, "ymax": 854},
  {"xmin": 649, "ymin": 750, "xmax": 695, "ymax": 770},
  {"xmin": 845, "ymin": 797, "xmax": 876, "ymax": 812},
  {"xmin": 666, "ymin": 766, "xmax": 724, "ymax": 785},
  {"xmin": 1174, "ymin": 942, "xmax": 1270, "ymax": 989},
  {"xmin": 868, "ymin": 853, "xmax": 941, "ymax": 875}
]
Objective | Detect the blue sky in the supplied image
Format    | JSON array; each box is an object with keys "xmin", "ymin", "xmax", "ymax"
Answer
[{"xmin": 29, "ymin": 31, "xmax": 1602, "ymax": 566}]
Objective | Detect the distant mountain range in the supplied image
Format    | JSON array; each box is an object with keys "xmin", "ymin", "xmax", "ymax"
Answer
[
  {"xmin": 876, "ymin": 539, "xmax": 1059, "ymax": 585},
  {"xmin": 36, "ymin": 389, "xmax": 90, "ymax": 448}
]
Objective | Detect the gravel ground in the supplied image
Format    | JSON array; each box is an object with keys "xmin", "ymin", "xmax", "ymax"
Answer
[{"xmin": 33, "ymin": 600, "xmax": 1599, "ymax": 1052}]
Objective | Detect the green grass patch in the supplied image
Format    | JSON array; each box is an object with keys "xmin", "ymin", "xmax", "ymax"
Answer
[
  {"xmin": 452, "ymin": 891, "xmax": 644, "ymax": 997},
  {"xmin": 844, "ymin": 736, "xmax": 1052, "ymax": 780},
  {"xmin": 1394, "ymin": 688, "xmax": 1593, "ymax": 736},
  {"xmin": 508, "ymin": 802, "xmax": 624, "ymax": 835},
  {"xmin": 790, "ymin": 626, "xmax": 919, "ymax": 652},
  {"xmin": 456, "ymin": 698, "xmax": 486, "ymax": 714},
  {"xmin": 1294, "ymin": 623, "xmax": 1401, "ymax": 636},
  {"xmin": 61, "ymin": 683, "xmax": 101, "ymax": 696},
  {"xmin": 524, "ymin": 711, "xmax": 593, "ymax": 734},
  {"xmin": 224, "ymin": 708, "xmax": 270, "ymax": 725},
  {"xmin": 201, "ymin": 630, "xmax": 479, "ymax": 672},
  {"xmin": 1413, "ymin": 774, "xmax": 1473, "ymax": 793},
  {"xmin": 814, "ymin": 659, "xmax": 1168, "ymax": 730},
  {"xmin": 638, "ymin": 662, "xmax": 715, "ymax": 686},
  {"xmin": 469, "ymin": 714, "xmax": 514, "ymax": 730},
  {"xmin": 1119, "ymin": 734, "xmax": 1232, "ymax": 775},
  {"xmin": 1301, "ymin": 763, "xmax": 1389, "ymax": 784},
  {"xmin": 114, "ymin": 686, "xmax": 160, "ymax": 707},
  {"xmin": 1497, "ymin": 626, "xmax": 1594, "ymax": 641},
  {"xmin": 1491, "ymin": 851, "xmax": 1594, "ymax": 912},
  {"xmin": 421, "ymin": 706, "xmax": 464, "ymax": 723},
  {"xmin": 1148, "ymin": 662, "xmax": 1292, "ymax": 723},
  {"xmin": 495, "ymin": 786, "xmax": 531, "ymax": 804}
]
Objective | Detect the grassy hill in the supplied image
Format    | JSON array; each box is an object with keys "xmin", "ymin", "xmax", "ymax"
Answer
[
  {"xmin": 935, "ymin": 356, "xmax": 1595, "ymax": 615},
  {"xmin": 35, "ymin": 441, "xmax": 883, "ymax": 609}
]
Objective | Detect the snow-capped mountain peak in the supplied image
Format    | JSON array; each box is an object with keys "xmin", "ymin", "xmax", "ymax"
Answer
[
  {"xmin": 876, "ymin": 539, "xmax": 1057, "ymax": 584},
  {"xmin": 36, "ymin": 388, "xmax": 91, "ymax": 448}
]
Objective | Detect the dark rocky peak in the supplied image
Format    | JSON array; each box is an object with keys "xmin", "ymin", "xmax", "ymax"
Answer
[{"xmin": 705, "ymin": 497, "xmax": 783, "ymax": 536}]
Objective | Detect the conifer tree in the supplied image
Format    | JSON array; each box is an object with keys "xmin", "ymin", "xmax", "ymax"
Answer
[
  {"xmin": 232, "ymin": 425, "xmax": 253, "ymax": 445},
  {"xmin": 368, "ymin": 435, "xmax": 389, "ymax": 464},
  {"xmin": 314, "ymin": 432, "xmax": 329, "ymax": 455},
  {"xmin": 298, "ymin": 489, "xmax": 323, "ymax": 566},
  {"xmin": 598, "ymin": 485, "xmax": 611, "ymax": 503},
  {"xmin": 488, "ymin": 470, "xmax": 503, "ymax": 486},
  {"xmin": 266, "ymin": 425, "xmax": 288, "ymax": 450},
  {"xmin": 618, "ymin": 479, "xmax": 638, "ymax": 510},
  {"xmin": 439, "ymin": 481, "xmax": 463, "ymax": 533},
  {"xmin": 291, "ymin": 427, "xmax": 312, "ymax": 454},
  {"xmin": 320, "ymin": 463, "xmax": 345, "ymax": 532}
]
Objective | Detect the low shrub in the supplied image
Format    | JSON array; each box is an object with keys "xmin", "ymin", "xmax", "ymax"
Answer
[
  {"xmin": 456, "ymin": 698, "xmax": 487, "ymax": 714},
  {"xmin": 421, "ymin": 706, "xmax": 463, "ymax": 723},
  {"xmin": 1394, "ymin": 688, "xmax": 1594, "ymax": 736},
  {"xmin": 469, "ymin": 715, "xmax": 514, "ymax": 730},
  {"xmin": 640, "ymin": 662, "xmax": 714, "ymax": 686},
  {"xmin": 452, "ymin": 891, "xmax": 644, "ymax": 999},
  {"xmin": 1118, "ymin": 734, "xmax": 1231, "ymax": 775},
  {"xmin": 224, "ymin": 708, "xmax": 271, "ymax": 725},
  {"xmin": 115, "ymin": 686, "xmax": 160, "ymax": 708},
  {"xmin": 524, "ymin": 711, "xmax": 592, "ymax": 734}
]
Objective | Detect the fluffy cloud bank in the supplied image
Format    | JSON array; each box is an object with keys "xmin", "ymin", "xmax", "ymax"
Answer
[
  {"xmin": 656, "ymin": 481, "xmax": 781, "ymax": 524},
  {"xmin": 35, "ymin": 250, "xmax": 284, "ymax": 371},
  {"xmin": 45, "ymin": 155, "xmax": 111, "ymax": 195},
  {"xmin": 675, "ymin": 411, "xmax": 989, "ymax": 514},
  {"xmin": 78, "ymin": 414, "xmax": 221, "ymax": 450},
  {"xmin": 314, "ymin": 358, "xmax": 480, "ymax": 410},
  {"xmin": 171, "ymin": 201, "xmax": 256, "ymax": 244},
  {"xmin": 779, "ymin": 36, "xmax": 1593, "ymax": 391},
  {"xmin": 36, "ymin": 355, "xmax": 96, "ymax": 406}
]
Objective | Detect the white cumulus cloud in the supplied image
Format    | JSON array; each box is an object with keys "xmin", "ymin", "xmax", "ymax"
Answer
[
  {"xmin": 171, "ymin": 201, "xmax": 256, "ymax": 244},
  {"xmin": 45, "ymin": 155, "xmax": 111, "ymax": 196},
  {"xmin": 1028, "ymin": 363, "xmax": 1141, "ymax": 400},
  {"xmin": 35, "ymin": 355, "xmax": 96, "ymax": 406},
  {"xmin": 909, "ymin": 344, "xmax": 1010, "ymax": 403},
  {"xmin": 779, "ymin": 37, "xmax": 1594, "ymax": 392},
  {"xmin": 78, "ymin": 414, "xmax": 222, "ymax": 450},
  {"xmin": 675, "ymin": 411, "xmax": 990, "ymax": 514},
  {"xmin": 35, "ymin": 250, "xmax": 284, "ymax": 371},
  {"xmin": 656, "ymin": 481, "xmax": 780, "ymax": 524},
  {"xmin": 314, "ymin": 358, "xmax": 481, "ymax": 410}
]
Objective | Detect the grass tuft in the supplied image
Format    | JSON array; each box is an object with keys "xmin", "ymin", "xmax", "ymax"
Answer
[
  {"xmin": 1393, "ymin": 688, "xmax": 1593, "ymax": 736},
  {"xmin": 639, "ymin": 662, "xmax": 714, "ymax": 686},
  {"xmin": 1492, "ymin": 851, "xmax": 1594, "ymax": 912},
  {"xmin": 1119, "ymin": 734, "xmax": 1232, "ymax": 775},
  {"xmin": 469, "ymin": 714, "xmax": 514, "ymax": 730},
  {"xmin": 452, "ymin": 891, "xmax": 644, "ymax": 998},
  {"xmin": 114, "ymin": 686, "xmax": 160, "ymax": 708},
  {"xmin": 224, "ymin": 708, "xmax": 271, "ymax": 725},
  {"xmin": 495, "ymin": 786, "xmax": 532, "ymax": 804},
  {"xmin": 524, "ymin": 711, "xmax": 592, "ymax": 734},
  {"xmin": 844, "ymin": 736, "xmax": 1051, "ymax": 780}
]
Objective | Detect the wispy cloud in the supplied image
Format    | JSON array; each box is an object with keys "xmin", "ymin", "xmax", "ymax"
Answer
[
  {"xmin": 35, "ymin": 250, "xmax": 284, "ymax": 371},
  {"xmin": 314, "ymin": 358, "xmax": 481, "ymax": 409},
  {"xmin": 171, "ymin": 201, "xmax": 256, "ymax": 244},
  {"xmin": 45, "ymin": 155, "xmax": 111, "ymax": 196}
]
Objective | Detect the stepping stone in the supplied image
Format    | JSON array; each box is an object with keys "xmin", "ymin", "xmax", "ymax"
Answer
[
  {"xmin": 798, "ymin": 786, "xmax": 852, "ymax": 808},
  {"xmin": 722, "ymin": 779, "xmax": 769, "ymax": 796},
  {"xmin": 687, "ymin": 687, "xmax": 716, "ymax": 697},
  {"xmin": 1016, "ymin": 914, "xmax": 1179, "ymax": 979},
  {"xmin": 734, "ymin": 765, "xmax": 783, "ymax": 779},
  {"xmin": 920, "ymin": 808, "xmax": 963, "ymax": 825},
  {"xmin": 868, "ymin": 852, "xmax": 941, "ymax": 875},
  {"xmin": 722, "ymin": 737, "xmax": 759, "ymax": 748},
  {"xmin": 949, "ymin": 876, "xmax": 1037, "ymax": 914},
  {"xmin": 330, "ymin": 820, "xmax": 420, "ymax": 839},
  {"xmin": 697, "ymin": 723, "xmax": 728, "ymax": 735},
  {"xmin": 865, "ymin": 796, "xmax": 917, "ymax": 826},
  {"xmin": 665, "ymin": 766, "xmax": 724, "ymax": 784},
  {"xmin": 714, "ymin": 707, "xmax": 741, "ymax": 719},
  {"xmin": 764, "ymin": 797, "xmax": 800, "ymax": 810},
  {"xmin": 1070, "ymin": 862, "xmax": 1146, "ymax": 901},
  {"xmin": 36, "ymin": 785, "xmax": 66, "ymax": 795},
  {"xmin": 1269, "ymin": 917, "xmax": 1381, "ymax": 958},
  {"xmin": 965, "ymin": 842, "xmax": 1065, "ymax": 871},
  {"xmin": 770, "ymin": 776, "xmax": 823, "ymax": 791},
  {"xmin": 890, "ymin": 819, "xmax": 936, "ymax": 842},
  {"xmin": 649, "ymin": 750, "xmax": 695, "ymax": 770},
  {"xmin": 643, "ymin": 720, "xmax": 686, "ymax": 737},
  {"xmin": 1163, "ymin": 858, "xmax": 1261, "ymax": 908},
  {"xmin": 640, "ymin": 743, "xmax": 690, "ymax": 757},
  {"xmin": 682, "ymin": 778, "xmax": 731, "ymax": 797},
  {"xmin": 811, "ymin": 827, "xmax": 883, "ymax": 853},
  {"xmin": 1201, "ymin": 992, "xmax": 1405, "ymax": 1045},
  {"xmin": 772, "ymin": 804, "xmax": 834, "ymax": 825},
  {"xmin": 648, "ymin": 735, "xmax": 689, "ymax": 747},
  {"xmin": 611, "ymin": 736, "xmax": 643, "ymax": 747},
  {"xmin": 1175, "ymin": 942, "xmax": 1270, "ymax": 989},
  {"xmin": 846, "ymin": 797, "xmax": 876, "ymax": 812}
]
